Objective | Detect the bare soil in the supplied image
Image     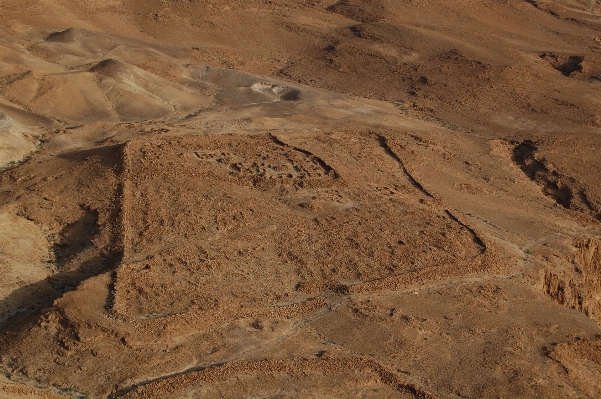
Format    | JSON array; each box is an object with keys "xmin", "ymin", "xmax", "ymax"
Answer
[{"xmin": 1, "ymin": 1, "xmax": 601, "ymax": 398}]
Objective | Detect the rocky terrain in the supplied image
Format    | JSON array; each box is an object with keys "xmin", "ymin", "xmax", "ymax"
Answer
[{"xmin": 1, "ymin": 0, "xmax": 601, "ymax": 398}]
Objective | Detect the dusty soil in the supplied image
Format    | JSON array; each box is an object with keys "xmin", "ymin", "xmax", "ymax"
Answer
[{"xmin": 1, "ymin": 0, "xmax": 601, "ymax": 398}]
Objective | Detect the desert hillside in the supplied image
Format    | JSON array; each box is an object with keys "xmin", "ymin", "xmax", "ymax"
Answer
[{"xmin": 1, "ymin": 1, "xmax": 601, "ymax": 398}]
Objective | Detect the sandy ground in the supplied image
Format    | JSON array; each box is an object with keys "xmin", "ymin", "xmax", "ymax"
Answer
[{"xmin": 0, "ymin": 0, "xmax": 601, "ymax": 398}]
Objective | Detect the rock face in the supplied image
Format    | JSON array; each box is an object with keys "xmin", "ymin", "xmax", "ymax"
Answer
[
  {"xmin": 577, "ymin": 239, "xmax": 601, "ymax": 320},
  {"xmin": 0, "ymin": 1, "xmax": 601, "ymax": 398},
  {"xmin": 543, "ymin": 239, "xmax": 601, "ymax": 323}
]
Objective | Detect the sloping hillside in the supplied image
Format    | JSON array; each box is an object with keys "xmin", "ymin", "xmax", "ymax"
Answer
[{"xmin": 1, "ymin": 1, "xmax": 601, "ymax": 398}]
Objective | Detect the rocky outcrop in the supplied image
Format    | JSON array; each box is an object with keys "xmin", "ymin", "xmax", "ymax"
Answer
[{"xmin": 544, "ymin": 238, "xmax": 601, "ymax": 322}]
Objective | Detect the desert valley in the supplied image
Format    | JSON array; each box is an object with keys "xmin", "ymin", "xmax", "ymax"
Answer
[{"xmin": 1, "ymin": 0, "xmax": 601, "ymax": 398}]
